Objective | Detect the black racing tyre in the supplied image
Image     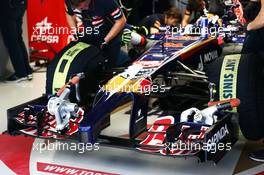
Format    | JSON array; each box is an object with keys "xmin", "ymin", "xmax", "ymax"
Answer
[
  {"xmin": 46, "ymin": 41, "xmax": 106, "ymax": 106},
  {"xmin": 205, "ymin": 53, "xmax": 264, "ymax": 140}
]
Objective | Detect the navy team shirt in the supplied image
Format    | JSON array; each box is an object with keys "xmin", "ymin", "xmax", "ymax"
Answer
[{"xmin": 65, "ymin": 0, "xmax": 123, "ymax": 46}]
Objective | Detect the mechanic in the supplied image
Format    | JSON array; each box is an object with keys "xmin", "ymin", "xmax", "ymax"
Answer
[
  {"xmin": 138, "ymin": 7, "xmax": 182, "ymax": 34},
  {"xmin": 196, "ymin": 0, "xmax": 225, "ymax": 27},
  {"xmin": 181, "ymin": 0, "xmax": 207, "ymax": 27},
  {"xmin": 242, "ymin": 0, "xmax": 264, "ymax": 162},
  {"xmin": 207, "ymin": 0, "xmax": 225, "ymax": 18},
  {"xmin": 0, "ymin": 0, "xmax": 33, "ymax": 82},
  {"xmin": 242, "ymin": 0, "xmax": 264, "ymax": 53},
  {"xmin": 65, "ymin": 0, "xmax": 127, "ymax": 68}
]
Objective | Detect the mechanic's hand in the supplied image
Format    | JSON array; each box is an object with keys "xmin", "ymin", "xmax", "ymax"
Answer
[
  {"xmin": 73, "ymin": 34, "xmax": 79, "ymax": 41},
  {"xmin": 122, "ymin": 28, "xmax": 132, "ymax": 45},
  {"xmin": 131, "ymin": 25, "xmax": 149, "ymax": 36},
  {"xmin": 247, "ymin": 22, "xmax": 253, "ymax": 31},
  {"xmin": 100, "ymin": 41, "xmax": 108, "ymax": 50},
  {"xmin": 154, "ymin": 21, "xmax": 161, "ymax": 29}
]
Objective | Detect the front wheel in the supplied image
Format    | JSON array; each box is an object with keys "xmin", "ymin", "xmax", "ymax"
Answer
[{"xmin": 205, "ymin": 53, "xmax": 264, "ymax": 140}]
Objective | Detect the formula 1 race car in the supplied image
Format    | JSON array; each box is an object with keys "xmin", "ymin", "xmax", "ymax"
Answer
[
  {"xmin": 6, "ymin": 35, "xmax": 238, "ymax": 163},
  {"xmin": 6, "ymin": 0, "xmax": 264, "ymax": 163}
]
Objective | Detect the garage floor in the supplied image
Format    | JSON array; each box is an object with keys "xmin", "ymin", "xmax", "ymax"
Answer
[{"xmin": 0, "ymin": 71, "xmax": 263, "ymax": 175}]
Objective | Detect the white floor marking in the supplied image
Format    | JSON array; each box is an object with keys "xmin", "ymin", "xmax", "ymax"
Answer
[{"xmin": 0, "ymin": 160, "xmax": 16, "ymax": 175}]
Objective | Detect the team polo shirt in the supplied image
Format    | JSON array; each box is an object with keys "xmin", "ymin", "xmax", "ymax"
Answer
[{"xmin": 65, "ymin": 0, "xmax": 123, "ymax": 45}]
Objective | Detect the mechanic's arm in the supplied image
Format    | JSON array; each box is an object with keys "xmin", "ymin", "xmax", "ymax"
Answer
[
  {"xmin": 247, "ymin": 0, "xmax": 264, "ymax": 31},
  {"xmin": 182, "ymin": 10, "xmax": 192, "ymax": 27},
  {"xmin": 64, "ymin": 3, "xmax": 78, "ymax": 29},
  {"xmin": 66, "ymin": 13, "xmax": 78, "ymax": 29},
  {"xmin": 104, "ymin": 14, "xmax": 127, "ymax": 44}
]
